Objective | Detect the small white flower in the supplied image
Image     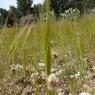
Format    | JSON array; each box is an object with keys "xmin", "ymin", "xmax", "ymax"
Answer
[
  {"xmin": 15, "ymin": 64, "xmax": 23, "ymax": 70},
  {"xmin": 64, "ymin": 54, "xmax": 67, "ymax": 58},
  {"xmin": 31, "ymin": 72, "xmax": 39, "ymax": 79},
  {"xmin": 38, "ymin": 62, "xmax": 45, "ymax": 69},
  {"xmin": 69, "ymin": 8, "xmax": 73, "ymax": 12},
  {"xmin": 70, "ymin": 75, "xmax": 75, "ymax": 78},
  {"xmin": 11, "ymin": 64, "xmax": 23, "ymax": 71},
  {"xmin": 75, "ymin": 72, "xmax": 80, "ymax": 78},
  {"xmin": 47, "ymin": 73, "xmax": 59, "ymax": 91},
  {"xmin": 79, "ymin": 92, "xmax": 91, "ymax": 95},
  {"xmin": 72, "ymin": 9, "xmax": 76, "ymax": 13},
  {"xmin": 65, "ymin": 10, "xmax": 69, "ymax": 14}
]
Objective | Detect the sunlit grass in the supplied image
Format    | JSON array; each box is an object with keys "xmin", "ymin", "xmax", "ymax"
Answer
[{"xmin": 0, "ymin": 15, "xmax": 95, "ymax": 94}]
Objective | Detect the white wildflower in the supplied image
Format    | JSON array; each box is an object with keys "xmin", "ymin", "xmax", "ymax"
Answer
[
  {"xmin": 15, "ymin": 64, "xmax": 23, "ymax": 70},
  {"xmin": 38, "ymin": 62, "xmax": 45, "ymax": 70},
  {"xmin": 65, "ymin": 10, "xmax": 69, "ymax": 14},
  {"xmin": 10, "ymin": 64, "xmax": 23, "ymax": 71},
  {"xmin": 31, "ymin": 72, "xmax": 39, "ymax": 81},
  {"xmin": 64, "ymin": 54, "xmax": 67, "ymax": 58},
  {"xmin": 70, "ymin": 75, "xmax": 75, "ymax": 78},
  {"xmin": 79, "ymin": 92, "xmax": 91, "ymax": 95},
  {"xmin": 72, "ymin": 9, "xmax": 76, "ymax": 13},
  {"xmin": 75, "ymin": 72, "xmax": 80, "ymax": 78},
  {"xmin": 69, "ymin": 8, "xmax": 73, "ymax": 12}
]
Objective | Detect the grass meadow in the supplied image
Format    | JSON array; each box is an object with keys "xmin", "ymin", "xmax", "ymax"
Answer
[{"xmin": 0, "ymin": 15, "xmax": 95, "ymax": 94}]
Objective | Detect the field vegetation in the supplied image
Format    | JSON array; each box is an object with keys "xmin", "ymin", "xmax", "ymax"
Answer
[
  {"xmin": 0, "ymin": 14, "xmax": 95, "ymax": 95},
  {"xmin": 1, "ymin": 0, "xmax": 95, "ymax": 95}
]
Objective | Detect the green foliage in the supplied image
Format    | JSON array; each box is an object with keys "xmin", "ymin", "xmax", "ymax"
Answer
[
  {"xmin": 0, "ymin": 8, "xmax": 8, "ymax": 25},
  {"xmin": 50, "ymin": 0, "xmax": 61, "ymax": 16},
  {"xmin": 10, "ymin": 6, "xmax": 22, "ymax": 23},
  {"xmin": 17, "ymin": 0, "xmax": 33, "ymax": 16},
  {"xmin": 87, "ymin": 0, "xmax": 95, "ymax": 8},
  {"xmin": 34, "ymin": 4, "xmax": 43, "ymax": 19},
  {"xmin": 50, "ymin": 0, "xmax": 95, "ymax": 16}
]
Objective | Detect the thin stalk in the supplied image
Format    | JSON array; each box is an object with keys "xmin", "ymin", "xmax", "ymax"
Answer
[{"xmin": 44, "ymin": 0, "xmax": 52, "ymax": 95}]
